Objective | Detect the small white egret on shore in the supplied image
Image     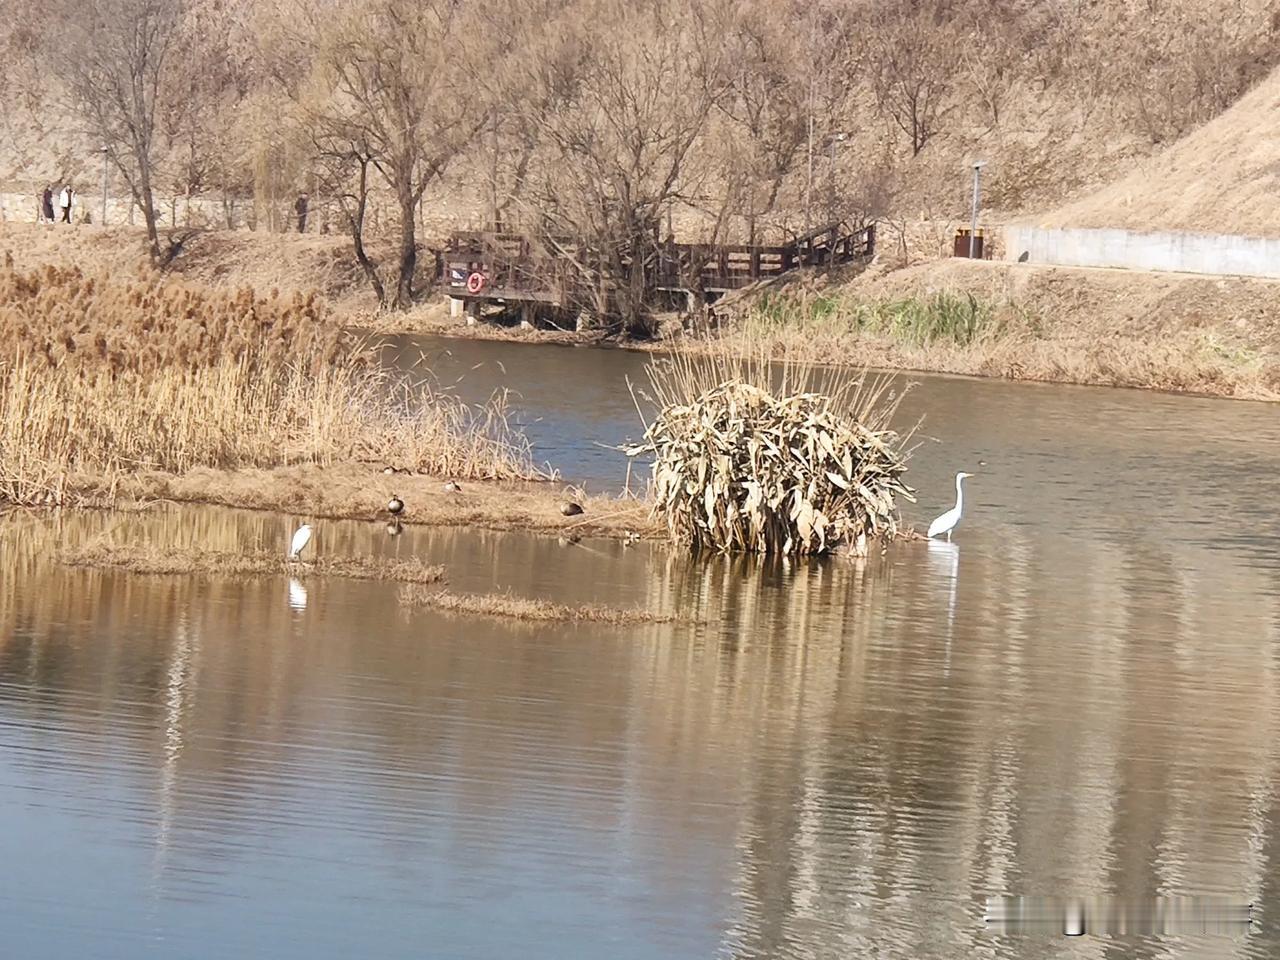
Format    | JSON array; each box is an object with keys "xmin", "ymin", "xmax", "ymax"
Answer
[
  {"xmin": 288, "ymin": 523, "xmax": 313, "ymax": 560},
  {"xmin": 927, "ymin": 472, "xmax": 975, "ymax": 541}
]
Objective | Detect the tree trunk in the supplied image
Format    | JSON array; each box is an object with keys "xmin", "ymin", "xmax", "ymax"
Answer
[
  {"xmin": 351, "ymin": 224, "xmax": 386, "ymax": 307},
  {"xmin": 622, "ymin": 231, "xmax": 657, "ymax": 339},
  {"xmin": 344, "ymin": 159, "xmax": 387, "ymax": 307},
  {"xmin": 394, "ymin": 185, "xmax": 417, "ymax": 310},
  {"xmin": 136, "ymin": 151, "xmax": 162, "ymax": 265}
]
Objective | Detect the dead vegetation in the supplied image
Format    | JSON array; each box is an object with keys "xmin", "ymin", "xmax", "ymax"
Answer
[
  {"xmin": 1033, "ymin": 66, "xmax": 1280, "ymax": 236},
  {"xmin": 627, "ymin": 353, "xmax": 914, "ymax": 555},
  {"xmin": 398, "ymin": 587, "xmax": 682, "ymax": 625},
  {"xmin": 695, "ymin": 259, "xmax": 1280, "ymax": 400},
  {"xmin": 0, "ymin": 260, "xmax": 342, "ymax": 372},
  {"xmin": 0, "ymin": 261, "xmax": 546, "ymax": 506},
  {"xmin": 59, "ymin": 543, "xmax": 447, "ymax": 583}
]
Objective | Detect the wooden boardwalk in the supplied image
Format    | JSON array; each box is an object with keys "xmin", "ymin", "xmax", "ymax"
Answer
[{"xmin": 439, "ymin": 222, "xmax": 875, "ymax": 315}]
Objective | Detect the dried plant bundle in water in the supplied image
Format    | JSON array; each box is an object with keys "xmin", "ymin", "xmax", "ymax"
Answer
[{"xmin": 626, "ymin": 353, "xmax": 914, "ymax": 555}]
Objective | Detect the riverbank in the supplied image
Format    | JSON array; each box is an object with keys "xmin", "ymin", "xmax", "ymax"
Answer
[
  {"xmin": 694, "ymin": 258, "xmax": 1280, "ymax": 400},
  {"xmin": 367, "ymin": 259, "xmax": 1280, "ymax": 401},
  {"xmin": 7, "ymin": 219, "xmax": 1278, "ymax": 399},
  {"xmin": 0, "ymin": 253, "xmax": 657, "ymax": 543},
  {"xmin": 94, "ymin": 463, "xmax": 658, "ymax": 540}
]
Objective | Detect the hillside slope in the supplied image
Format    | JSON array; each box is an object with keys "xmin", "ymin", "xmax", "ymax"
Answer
[{"xmin": 1026, "ymin": 66, "xmax": 1280, "ymax": 237}]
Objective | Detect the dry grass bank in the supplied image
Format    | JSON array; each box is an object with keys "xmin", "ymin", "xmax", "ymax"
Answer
[
  {"xmin": 60, "ymin": 543, "xmax": 446, "ymax": 584},
  {"xmin": 692, "ymin": 259, "xmax": 1280, "ymax": 400},
  {"xmin": 0, "ymin": 222, "xmax": 376, "ymax": 312},
  {"xmin": 399, "ymin": 587, "xmax": 682, "ymax": 625},
  {"xmin": 93, "ymin": 463, "xmax": 659, "ymax": 540}
]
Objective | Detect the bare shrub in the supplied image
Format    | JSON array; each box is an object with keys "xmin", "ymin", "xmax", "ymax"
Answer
[{"xmin": 867, "ymin": 0, "xmax": 957, "ymax": 157}]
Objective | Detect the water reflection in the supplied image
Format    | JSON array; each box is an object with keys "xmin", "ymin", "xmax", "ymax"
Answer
[
  {"xmin": 926, "ymin": 539, "xmax": 959, "ymax": 676},
  {"xmin": 287, "ymin": 579, "xmax": 308, "ymax": 611},
  {"xmin": 1, "ymin": 488, "xmax": 1278, "ymax": 956}
]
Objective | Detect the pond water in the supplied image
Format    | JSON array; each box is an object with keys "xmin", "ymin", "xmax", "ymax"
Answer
[{"xmin": 3, "ymin": 337, "xmax": 1280, "ymax": 958}]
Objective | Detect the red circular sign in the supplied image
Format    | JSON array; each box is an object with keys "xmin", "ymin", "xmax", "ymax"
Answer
[{"xmin": 466, "ymin": 272, "xmax": 487, "ymax": 294}]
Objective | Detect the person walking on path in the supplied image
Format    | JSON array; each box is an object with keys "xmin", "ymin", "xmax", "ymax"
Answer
[
  {"xmin": 59, "ymin": 184, "xmax": 74, "ymax": 223},
  {"xmin": 295, "ymin": 193, "xmax": 309, "ymax": 233},
  {"xmin": 41, "ymin": 186, "xmax": 55, "ymax": 224}
]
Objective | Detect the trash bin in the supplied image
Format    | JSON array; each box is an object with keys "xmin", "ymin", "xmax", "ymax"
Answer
[{"xmin": 954, "ymin": 228, "xmax": 985, "ymax": 259}]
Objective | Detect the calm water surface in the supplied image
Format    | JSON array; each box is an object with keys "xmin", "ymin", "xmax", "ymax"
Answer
[{"xmin": 3, "ymin": 337, "xmax": 1280, "ymax": 958}]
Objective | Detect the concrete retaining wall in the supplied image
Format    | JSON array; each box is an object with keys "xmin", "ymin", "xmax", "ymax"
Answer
[{"xmin": 1003, "ymin": 224, "xmax": 1280, "ymax": 279}]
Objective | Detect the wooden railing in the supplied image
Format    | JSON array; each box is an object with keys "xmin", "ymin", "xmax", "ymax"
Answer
[
  {"xmin": 439, "ymin": 222, "xmax": 876, "ymax": 305},
  {"xmin": 654, "ymin": 223, "xmax": 876, "ymax": 292}
]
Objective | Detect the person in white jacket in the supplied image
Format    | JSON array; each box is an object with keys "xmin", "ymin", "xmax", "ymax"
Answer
[{"xmin": 59, "ymin": 184, "xmax": 74, "ymax": 223}]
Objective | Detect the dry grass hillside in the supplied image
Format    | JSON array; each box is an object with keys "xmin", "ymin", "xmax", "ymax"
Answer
[{"xmin": 1028, "ymin": 65, "xmax": 1280, "ymax": 236}]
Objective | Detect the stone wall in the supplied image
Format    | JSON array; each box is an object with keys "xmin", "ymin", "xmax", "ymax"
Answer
[{"xmin": 1003, "ymin": 224, "xmax": 1280, "ymax": 279}]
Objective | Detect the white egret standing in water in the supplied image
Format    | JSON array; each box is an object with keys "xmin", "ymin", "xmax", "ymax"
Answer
[
  {"xmin": 288, "ymin": 523, "xmax": 313, "ymax": 560},
  {"xmin": 927, "ymin": 472, "xmax": 975, "ymax": 541}
]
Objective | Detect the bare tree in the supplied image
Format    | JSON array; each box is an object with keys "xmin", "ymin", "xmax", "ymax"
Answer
[
  {"xmin": 514, "ymin": 0, "xmax": 731, "ymax": 337},
  {"xmin": 716, "ymin": 1, "xmax": 810, "ymax": 245},
  {"xmin": 868, "ymin": 0, "xmax": 955, "ymax": 157},
  {"xmin": 954, "ymin": 1, "xmax": 1029, "ymax": 133},
  {"xmin": 49, "ymin": 0, "xmax": 183, "ymax": 262},
  {"xmin": 314, "ymin": 139, "xmax": 385, "ymax": 304},
  {"xmin": 287, "ymin": 0, "xmax": 490, "ymax": 309},
  {"xmin": 155, "ymin": 0, "xmax": 257, "ymax": 227}
]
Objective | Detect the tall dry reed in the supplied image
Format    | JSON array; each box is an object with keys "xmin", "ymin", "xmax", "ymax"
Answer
[
  {"xmin": 0, "ymin": 259, "xmax": 344, "ymax": 373},
  {"xmin": 0, "ymin": 261, "xmax": 542, "ymax": 504}
]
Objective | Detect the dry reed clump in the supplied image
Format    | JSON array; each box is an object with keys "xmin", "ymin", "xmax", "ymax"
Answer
[
  {"xmin": 399, "ymin": 586, "xmax": 681, "ymax": 624},
  {"xmin": 626, "ymin": 354, "xmax": 914, "ymax": 556},
  {"xmin": 0, "ymin": 259, "xmax": 343, "ymax": 373},
  {"xmin": 0, "ymin": 261, "xmax": 543, "ymax": 506},
  {"xmin": 59, "ymin": 544, "xmax": 447, "ymax": 584}
]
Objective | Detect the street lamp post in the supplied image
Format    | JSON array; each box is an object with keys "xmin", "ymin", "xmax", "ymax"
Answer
[
  {"xmin": 969, "ymin": 161, "xmax": 987, "ymax": 259},
  {"xmin": 100, "ymin": 147, "xmax": 109, "ymax": 227}
]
